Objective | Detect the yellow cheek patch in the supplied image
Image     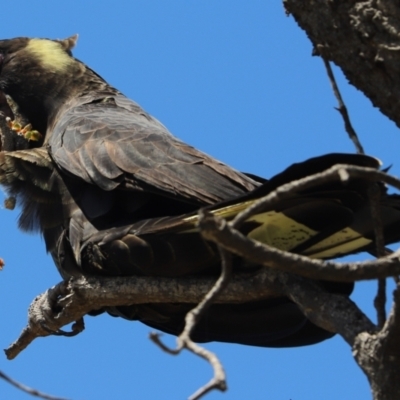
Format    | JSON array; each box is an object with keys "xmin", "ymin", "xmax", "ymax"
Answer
[{"xmin": 25, "ymin": 39, "xmax": 74, "ymax": 72}]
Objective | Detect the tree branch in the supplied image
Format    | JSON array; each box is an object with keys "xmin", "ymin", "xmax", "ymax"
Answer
[
  {"xmin": 6, "ymin": 247, "xmax": 376, "ymax": 359},
  {"xmin": 5, "ymin": 271, "xmax": 285, "ymax": 360},
  {"xmin": 150, "ymin": 248, "xmax": 232, "ymax": 400},
  {"xmin": 284, "ymin": 0, "xmax": 400, "ymax": 129}
]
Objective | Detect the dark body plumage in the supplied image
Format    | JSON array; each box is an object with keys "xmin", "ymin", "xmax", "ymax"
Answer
[{"xmin": 1, "ymin": 36, "xmax": 400, "ymax": 348}]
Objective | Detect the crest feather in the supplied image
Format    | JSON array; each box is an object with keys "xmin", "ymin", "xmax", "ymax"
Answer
[{"xmin": 56, "ymin": 35, "xmax": 78, "ymax": 53}]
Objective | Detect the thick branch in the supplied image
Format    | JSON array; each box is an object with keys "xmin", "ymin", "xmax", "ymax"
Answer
[
  {"xmin": 284, "ymin": 0, "xmax": 400, "ymax": 128},
  {"xmin": 5, "ymin": 272, "xmax": 284, "ymax": 360},
  {"xmin": 6, "ymin": 252, "xmax": 375, "ymax": 360}
]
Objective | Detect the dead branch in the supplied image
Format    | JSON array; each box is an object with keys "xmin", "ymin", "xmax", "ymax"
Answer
[
  {"xmin": 6, "ymin": 249, "xmax": 375, "ymax": 358},
  {"xmin": 5, "ymin": 271, "xmax": 285, "ymax": 360},
  {"xmin": 7, "ymin": 239, "xmax": 385, "ymax": 362}
]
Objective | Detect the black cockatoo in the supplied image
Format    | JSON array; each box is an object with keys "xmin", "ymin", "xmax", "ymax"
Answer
[{"xmin": 0, "ymin": 36, "xmax": 399, "ymax": 348}]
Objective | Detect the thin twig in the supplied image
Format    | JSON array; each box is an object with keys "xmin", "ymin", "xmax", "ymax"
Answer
[
  {"xmin": 321, "ymin": 55, "xmax": 365, "ymax": 154},
  {"xmin": 179, "ymin": 246, "xmax": 232, "ymax": 339},
  {"xmin": 150, "ymin": 244, "xmax": 231, "ymax": 399},
  {"xmin": 0, "ymin": 370, "xmax": 70, "ymax": 400}
]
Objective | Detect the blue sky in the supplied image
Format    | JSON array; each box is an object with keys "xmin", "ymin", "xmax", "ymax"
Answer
[{"xmin": 0, "ymin": 2, "xmax": 399, "ymax": 399}]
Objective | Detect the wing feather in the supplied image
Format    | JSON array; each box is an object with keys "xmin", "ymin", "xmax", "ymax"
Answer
[{"xmin": 49, "ymin": 95, "xmax": 258, "ymax": 204}]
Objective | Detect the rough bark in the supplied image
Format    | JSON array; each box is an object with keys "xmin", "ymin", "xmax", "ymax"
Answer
[{"xmin": 284, "ymin": 0, "xmax": 400, "ymax": 129}]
